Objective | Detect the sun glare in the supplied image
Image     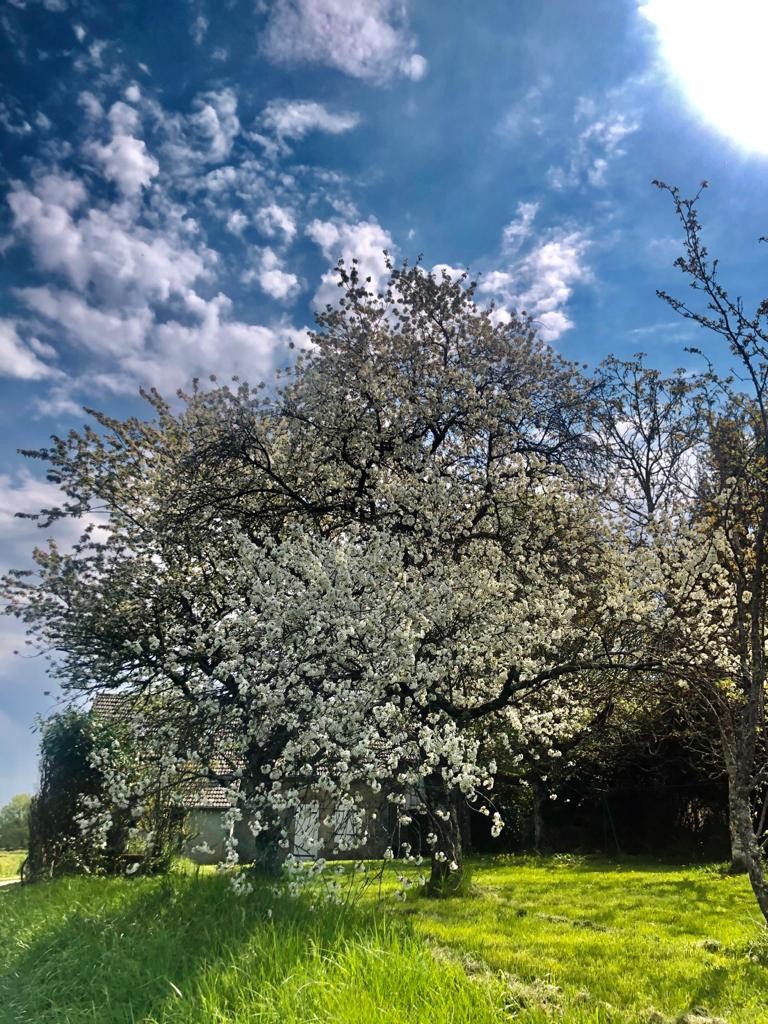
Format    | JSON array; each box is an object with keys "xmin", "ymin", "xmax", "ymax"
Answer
[{"xmin": 640, "ymin": 0, "xmax": 768, "ymax": 155}]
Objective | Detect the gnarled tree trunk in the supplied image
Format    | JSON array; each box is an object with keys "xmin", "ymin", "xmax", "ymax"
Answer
[{"xmin": 732, "ymin": 781, "xmax": 768, "ymax": 921}]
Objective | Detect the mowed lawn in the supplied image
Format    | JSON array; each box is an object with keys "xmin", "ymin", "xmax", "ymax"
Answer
[
  {"xmin": 0, "ymin": 857, "xmax": 766, "ymax": 1024},
  {"xmin": 0, "ymin": 850, "xmax": 25, "ymax": 880}
]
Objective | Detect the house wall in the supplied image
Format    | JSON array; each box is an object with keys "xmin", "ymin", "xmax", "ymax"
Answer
[
  {"xmin": 182, "ymin": 809, "xmax": 232, "ymax": 864},
  {"xmin": 292, "ymin": 789, "xmax": 396, "ymax": 860},
  {"xmin": 183, "ymin": 789, "xmax": 399, "ymax": 865}
]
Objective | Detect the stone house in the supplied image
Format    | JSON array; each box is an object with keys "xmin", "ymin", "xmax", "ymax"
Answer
[{"xmin": 90, "ymin": 693, "xmax": 394, "ymax": 865}]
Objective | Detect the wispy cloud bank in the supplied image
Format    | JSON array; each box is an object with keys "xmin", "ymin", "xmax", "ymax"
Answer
[
  {"xmin": 260, "ymin": 0, "xmax": 427, "ymax": 83},
  {"xmin": 260, "ymin": 99, "xmax": 360, "ymax": 142},
  {"xmin": 548, "ymin": 96, "xmax": 639, "ymax": 191}
]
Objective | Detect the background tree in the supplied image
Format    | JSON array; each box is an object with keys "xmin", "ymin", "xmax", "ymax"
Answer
[
  {"xmin": 25, "ymin": 705, "xmax": 185, "ymax": 881},
  {"xmin": 653, "ymin": 180, "xmax": 768, "ymax": 918},
  {"xmin": 592, "ymin": 353, "xmax": 706, "ymax": 538},
  {"xmin": 0, "ymin": 793, "xmax": 31, "ymax": 850},
  {"xmin": 590, "ymin": 352, "xmax": 754, "ymax": 869},
  {"xmin": 26, "ymin": 710, "xmax": 110, "ymax": 880}
]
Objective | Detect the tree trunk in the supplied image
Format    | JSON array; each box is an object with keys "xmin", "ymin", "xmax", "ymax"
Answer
[
  {"xmin": 727, "ymin": 770, "xmax": 749, "ymax": 874},
  {"xmin": 531, "ymin": 777, "xmax": 546, "ymax": 855},
  {"xmin": 732, "ymin": 783, "xmax": 768, "ymax": 923},
  {"xmin": 242, "ymin": 731, "xmax": 290, "ymax": 876},
  {"xmin": 424, "ymin": 772, "xmax": 464, "ymax": 896}
]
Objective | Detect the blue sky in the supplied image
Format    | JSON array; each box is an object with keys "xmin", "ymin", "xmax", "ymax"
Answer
[{"xmin": 2, "ymin": 0, "xmax": 768, "ymax": 805}]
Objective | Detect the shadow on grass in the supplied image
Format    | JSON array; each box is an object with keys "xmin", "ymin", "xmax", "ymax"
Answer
[{"xmin": 0, "ymin": 871, "xmax": 378, "ymax": 1024}]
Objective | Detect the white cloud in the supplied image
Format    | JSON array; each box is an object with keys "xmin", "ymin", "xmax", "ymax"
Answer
[
  {"xmin": 261, "ymin": 0, "xmax": 427, "ymax": 84},
  {"xmin": 242, "ymin": 248, "xmax": 299, "ymax": 301},
  {"xmin": 431, "ymin": 263, "xmax": 467, "ymax": 282},
  {"xmin": 306, "ymin": 217, "xmax": 394, "ymax": 307},
  {"xmin": 496, "ymin": 82, "xmax": 551, "ymax": 140},
  {"xmin": 32, "ymin": 387, "xmax": 87, "ymax": 418},
  {"xmin": 87, "ymin": 101, "xmax": 159, "ymax": 196},
  {"xmin": 2, "ymin": 165, "xmax": 299, "ymax": 393},
  {"xmin": 128, "ymin": 291, "xmax": 302, "ymax": 392},
  {"xmin": 260, "ymin": 99, "xmax": 360, "ymax": 142},
  {"xmin": 0, "ymin": 319, "xmax": 60, "ymax": 381},
  {"xmin": 16, "ymin": 287, "xmax": 151, "ymax": 357},
  {"xmin": 480, "ymin": 270, "xmax": 513, "ymax": 292},
  {"xmin": 8, "ymin": 0, "xmax": 68, "ymax": 10},
  {"xmin": 14, "ymin": 287, "xmax": 303, "ymax": 398},
  {"xmin": 107, "ymin": 101, "xmax": 139, "ymax": 135},
  {"xmin": 254, "ymin": 202, "xmax": 296, "ymax": 242},
  {"xmin": 501, "ymin": 201, "xmax": 539, "ymax": 254},
  {"xmin": 190, "ymin": 13, "xmax": 208, "ymax": 45},
  {"xmin": 192, "ymin": 88, "xmax": 239, "ymax": 162},
  {"xmin": 74, "ymin": 38, "xmax": 107, "ymax": 72},
  {"xmin": 89, "ymin": 132, "xmax": 159, "ymax": 196},
  {"xmin": 534, "ymin": 310, "xmax": 573, "ymax": 339},
  {"xmin": 400, "ymin": 52, "xmax": 427, "ymax": 81},
  {"xmin": 0, "ymin": 100, "xmax": 32, "ymax": 136},
  {"xmin": 258, "ymin": 267, "xmax": 298, "ymax": 300},
  {"xmin": 519, "ymin": 235, "xmax": 591, "ymax": 313},
  {"xmin": 0, "ymin": 468, "xmax": 74, "ymax": 543},
  {"xmin": 32, "ymin": 172, "xmax": 86, "ymax": 211},
  {"xmin": 0, "ymin": 468, "xmax": 108, "ymax": 582},
  {"xmin": 78, "ymin": 90, "xmax": 103, "ymax": 120},
  {"xmin": 3, "ymin": 85, "xmax": 353, "ymax": 407},
  {"xmin": 8, "ymin": 174, "xmax": 211, "ymax": 305},
  {"xmin": 226, "ymin": 210, "xmax": 248, "ymax": 236},
  {"xmin": 161, "ymin": 88, "xmax": 240, "ymax": 170}
]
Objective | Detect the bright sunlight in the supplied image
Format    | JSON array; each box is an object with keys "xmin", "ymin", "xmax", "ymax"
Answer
[{"xmin": 640, "ymin": 0, "xmax": 768, "ymax": 155}]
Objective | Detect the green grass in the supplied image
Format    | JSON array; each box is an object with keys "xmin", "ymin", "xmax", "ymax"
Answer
[
  {"xmin": 390, "ymin": 856, "xmax": 768, "ymax": 1023},
  {"xmin": 0, "ymin": 849, "xmax": 25, "ymax": 880},
  {"xmin": 1, "ymin": 858, "xmax": 767, "ymax": 1023}
]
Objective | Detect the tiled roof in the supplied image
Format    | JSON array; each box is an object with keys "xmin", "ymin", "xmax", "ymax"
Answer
[
  {"xmin": 91, "ymin": 692, "xmax": 133, "ymax": 718},
  {"xmin": 90, "ymin": 690, "xmax": 239, "ymax": 812},
  {"xmin": 178, "ymin": 780, "xmax": 239, "ymax": 810}
]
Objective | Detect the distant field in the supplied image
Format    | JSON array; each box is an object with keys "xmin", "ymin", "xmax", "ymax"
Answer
[
  {"xmin": 0, "ymin": 857, "xmax": 766, "ymax": 1023},
  {"xmin": 0, "ymin": 850, "xmax": 25, "ymax": 880}
]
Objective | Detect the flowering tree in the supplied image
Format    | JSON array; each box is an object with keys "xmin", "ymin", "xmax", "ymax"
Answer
[{"xmin": 4, "ymin": 262, "xmax": 661, "ymax": 894}]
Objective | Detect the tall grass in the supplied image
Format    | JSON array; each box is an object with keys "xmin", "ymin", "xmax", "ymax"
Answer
[{"xmin": 0, "ymin": 869, "xmax": 507, "ymax": 1024}]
